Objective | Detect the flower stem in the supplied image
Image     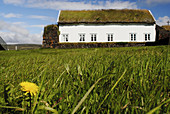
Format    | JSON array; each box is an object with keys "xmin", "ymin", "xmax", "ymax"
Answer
[{"xmin": 29, "ymin": 92, "xmax": 31, "ymax": 111}]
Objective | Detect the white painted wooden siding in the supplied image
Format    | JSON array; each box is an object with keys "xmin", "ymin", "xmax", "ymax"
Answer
[{"xmin": 59, "ymin": 24, "xmax": 156, "ymax": 43}]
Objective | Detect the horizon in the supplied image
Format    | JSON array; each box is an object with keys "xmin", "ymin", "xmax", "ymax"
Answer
[{"xmin": 0, "ymin": 0, "xmax": 169, "ymax": 44}]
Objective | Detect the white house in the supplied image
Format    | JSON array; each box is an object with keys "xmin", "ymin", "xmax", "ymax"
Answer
[{"xmin": 58, "ymin": 9, "xmax": 156, "ymax": 43}]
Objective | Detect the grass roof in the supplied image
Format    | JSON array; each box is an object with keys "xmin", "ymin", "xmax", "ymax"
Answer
[
  {"xmin": 58, "ymin": 9, "xmax": 155, "ymax": 24},
  {"xmin": 162, "ymin": 25, "xmax": 170, "ymax": 31}
]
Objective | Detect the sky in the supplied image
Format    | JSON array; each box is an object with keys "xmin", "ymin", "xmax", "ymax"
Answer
[{"xmin": 0, "ymin": 0, "xmax": 170, "ymax": 44}]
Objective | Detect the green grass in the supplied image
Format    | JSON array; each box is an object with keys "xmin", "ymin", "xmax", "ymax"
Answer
[
  {"xmin": 59, "ymin": 9, "xmax": 154, "ymax": 23},
  {"xmin": 0, "ymin": 46, "xmax": 169, "ymax": 113}
]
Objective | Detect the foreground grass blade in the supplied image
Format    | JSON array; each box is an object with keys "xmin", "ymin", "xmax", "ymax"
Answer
[
  {"xmin": 147, "ymin": 98, "xmax": 170, "ymax": 114},
  {"xmin": 32, "ymin": 68, "xmax": 47, "ymax": 113},
  {"xmin": 97, "ymin": 69, "xmax": 127, "ymax": 111},
  {"xmin": 0, "ymin": 105, "xmax": 25, "ymax": 111},
  {"xmin": 39, "ymin": 105, "xmax": 58, "ymax": 114},
  {"xmin": 72, "ymin": 75, "xmax": 107, "ymax": 114}
]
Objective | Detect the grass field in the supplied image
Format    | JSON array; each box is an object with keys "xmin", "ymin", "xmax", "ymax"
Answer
[{"xmin": 0, "ymin": 46, "xmax": 169, "ymax": 113}]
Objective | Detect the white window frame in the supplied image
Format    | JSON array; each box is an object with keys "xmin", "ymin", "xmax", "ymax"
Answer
[
  {"xmin": 107, "ymin": 33, "xmax": 113, "ymax": 41},
  {"xmin": 130, "ymin": 33, "xmax": 136, "ymax": 41},
  {"xmin": 144, "ymin": 33, "xmax": 151, "ymax": 41},
  {"xmin": 62, "ymin": 34, "xmax": 68, "ymax": 42},
  {"xmin": 79, "ymin": 34, "xmax": 85, "ymax": 41},
  {"xmin": 91, "ymin": 33, "xmax": 97, "ymax": 41}
]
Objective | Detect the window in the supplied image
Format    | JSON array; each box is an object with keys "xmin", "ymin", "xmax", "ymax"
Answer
[
  {"xmin": 145, "ymin": 33, "xmax": 150, "ymax": 41},
  {"xmin": 79, "ymin": 34, "xmax": 85, "ymax": 41},
  {"xmin": 107, "ymin": 34, "xmax": 113, "ymax": 41},
  {"xmin": 91, "ymin": 34, "xmax": 97, "ymax": 41},
  {"xmin": 62, "ymin": 34, "xmax": 68, "ymax": 42},
  {"xmin": 130, "ymin": 33, "xmax": 136, "ymax": 41}
]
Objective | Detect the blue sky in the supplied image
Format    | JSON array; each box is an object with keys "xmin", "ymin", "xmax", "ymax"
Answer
[{"xmin": 0, "ymin": 0, "xmax": 169, "ymax": 44}]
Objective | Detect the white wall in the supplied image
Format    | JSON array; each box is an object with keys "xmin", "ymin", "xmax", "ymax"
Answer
[{"xmin": 59, "ymin": 24, "xmax": 156, "ymax": 43}]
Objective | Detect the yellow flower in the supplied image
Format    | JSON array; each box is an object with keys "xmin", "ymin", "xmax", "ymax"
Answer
[{"xmin": 20, "ymin": 82, "xmax": 39, "ymax": 96}]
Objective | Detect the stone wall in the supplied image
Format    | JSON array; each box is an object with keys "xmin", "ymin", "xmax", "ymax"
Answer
[
  {"xmin": 154, "ymin": 25, "xmax": 170, "ymax": 45},
  {"xmin": 56, "ymin": 43, "xmax": 146, "ymax": 49},
  {"xmin": 42, "ymin": 24, "xmax": 60, "ymax": 48}
]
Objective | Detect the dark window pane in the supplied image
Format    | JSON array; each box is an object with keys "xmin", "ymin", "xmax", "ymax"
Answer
[
  {"xmin": 80, "ymin": 35, "xmax": 82, "ymax": 41},
  {"xmin": 134, "ymin": 34, "xmax": 136, "ymax": 41},
  {"xmin": 111, "ymin": 34, "xmax": 113, "ymax": 41},
  {"xmin": 131, "ymin": 34, "xmax": 133, "ymax": 41},
  {"xmin": 91, "ymin": 35, "xmax": 93, "ymax": 41},
  {"xmin": 108, "ymin": 34, "xmax": 110, "ymax": 41},
  {"xmin": 145, "ymin": 34, "xmax": 147, "ymax": 41},
  {"xmin": 94, "ymin": 34, "xmax": 96, "ymax": 41},
  {"xmin": 83, "ymin": 36, "xmax": 85, "ymax": 41},
  {"xmin": 148, "ymin": 34, "xmax": 150, "ymax": 40}
]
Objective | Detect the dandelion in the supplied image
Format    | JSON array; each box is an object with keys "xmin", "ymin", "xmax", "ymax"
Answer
[{"xmin": 20, "ymin": 82, "xmax": 39, "ymax": 96}]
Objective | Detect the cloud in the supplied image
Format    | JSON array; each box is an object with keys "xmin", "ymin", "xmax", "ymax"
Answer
[
  {"xmin": 0, "ymin": 32, "xmax": 42, "ymax": 44},
  {"xmin": 0, "ymin": 20, "xmax": 42, "ymax": 44},
  {"xmin": 0, "ymin": 20, "xmax": 29, "ymax": 36},
  {"xmin": 3, "ymin": 0, "xmax": 138, "ymax": 10},
  {"xmin": 12, "ymin": 22, "xmax": 45, "ymax": 28},
  {"xmin": 29, "ymin": 25, "xmax": 45, "ymax": 28},
  {"xmin": 3, "ymin": 0, "xmax": 25, "ymax": 5},
  {"xmin": 156, "ymin": 16, "xmax": 170, "ymax": 26},
  {"xmin": 145, "ymin": 0, "xmax": 170, "ymax": 5},
  {"xmin": 1, "ymin": 13, "xmax": 22, "ymax": 18},
  {"xmin": 12, "ymin": 22, "xmax": 26, "ymax": 25},
  {"xmin": 26, "ymin": 1, "xmax": 137, "ymax": 10},
  {"xmin": 28, "ymin": 15, "xmax": 56, "ymax": 22},
  {"xmin": 1, "ymin": 12, "xmax": 55, "ymax": 22}
]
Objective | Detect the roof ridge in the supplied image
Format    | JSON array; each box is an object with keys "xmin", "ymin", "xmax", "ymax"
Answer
[
  {"xmin": 60, "ymin": 9, "xmax": 149, "ymax": 11},
  {"xmin": 59, "ymin": 9, "xmax": 155, "ymax": 24}
]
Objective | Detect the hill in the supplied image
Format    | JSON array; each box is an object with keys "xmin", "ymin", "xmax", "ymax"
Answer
[{"xmin": 7, "ymin": 44, "xmax": 42, "ymax": 50}]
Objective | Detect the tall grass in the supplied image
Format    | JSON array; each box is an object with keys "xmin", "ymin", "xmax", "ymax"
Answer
[{"xmin": 0, "ymin": 46, "xmax": 169, "ymax": 113}]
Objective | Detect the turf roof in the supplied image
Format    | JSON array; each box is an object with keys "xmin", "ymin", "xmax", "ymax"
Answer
[
  {"xmin": 58, "ymin": 9, "xmax": 155, "ymax": 24},
  {"xmin": 162, "ymin": 25, "xmax": 170, "ymax": 31}
]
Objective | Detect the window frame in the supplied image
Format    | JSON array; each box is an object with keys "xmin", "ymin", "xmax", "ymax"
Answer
[
  {"xmin": 144, "ymin": 33, "xmax": 151, "ymax": 41},
  {"xmin": 107, "ymin": 33, "xmax": 114, "ymax": 41},
  {"xmin": 130, "ymin": 33, "xmax": 137, "ymax": 41},
  {"xmin": 62, "ymin": 34, "xmax": 69, "ymax": 42},
  {"xmin": 79, "ymin": 33, "xmax": 85, "ymax": 41},
  {"xmin": 91, "ymin": 33, "xmax": 97, "ymax": 41}
]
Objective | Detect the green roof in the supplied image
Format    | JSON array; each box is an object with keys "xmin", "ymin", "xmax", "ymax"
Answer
[
  {"xmin": 162, "ymin": 25, "xmax": 170, "ymax": 31},
  {"xmin": 58, "ymin": 9, "xmax": 155, "ymax": 24}
]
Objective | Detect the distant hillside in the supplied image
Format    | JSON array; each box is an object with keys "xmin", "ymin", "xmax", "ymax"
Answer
[{"xmin": 7, "ymin": 44, "xmax": 42, "ymax": 50}]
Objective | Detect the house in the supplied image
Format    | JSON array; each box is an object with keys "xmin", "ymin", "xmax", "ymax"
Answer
[
  {"xmin": 0, "ymin": 36, "xmax": 7, "ymax": 50},
  {"xmin": 58, "ymin": 9, "xmax": 156, "ymax": 44}
]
